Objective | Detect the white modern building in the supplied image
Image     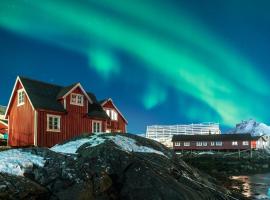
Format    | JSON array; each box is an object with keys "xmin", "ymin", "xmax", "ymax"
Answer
[{"xmin": 146, "ymin": 123, "xmax": 221, "ymax": 148}]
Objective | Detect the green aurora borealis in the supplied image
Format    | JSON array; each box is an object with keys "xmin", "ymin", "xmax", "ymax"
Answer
[{"xmin": 0, "ymin": 0, "xmax": 270, "ymax": 131}]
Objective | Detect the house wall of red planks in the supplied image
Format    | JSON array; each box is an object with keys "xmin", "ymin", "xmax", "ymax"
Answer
[
  {"xmin": 102, "ymin": 100, "xmax": 127, "ymax": 133},
  {"xmin": 8, "ymin": 82, "xmax": 35, "ymax": 146},
  {"xmin": 37, "ymin": 86, "xmax": 106, "ymax": 147}
]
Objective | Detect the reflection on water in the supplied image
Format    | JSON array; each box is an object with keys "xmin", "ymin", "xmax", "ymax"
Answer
[{"xmin": 231, "ymin": 173, "xmax": 270, "ymax": 200}]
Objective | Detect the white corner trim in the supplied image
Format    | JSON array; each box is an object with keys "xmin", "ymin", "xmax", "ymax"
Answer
[
  {"xmin": 7, "ymin": 116, "xmax": 9, "ymax": 146},
  {"xmin": 34, "ymin": 110, "xmax": 38, "ymax": 146},
  {"xmin": 61, "ymin": 83, "xmax": 93, "ymax": 104},
  {"xmin": 5, "ymin": 77, "xmax": 35, "ymax": 119},
  {"xmin": 63, "ymin": 98, "xmax": 66, "ymax": 109}
]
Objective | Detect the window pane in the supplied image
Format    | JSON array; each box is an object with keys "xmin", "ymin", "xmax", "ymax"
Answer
[{"xmin": 49, "ymin": 117, "xmax": 53, "ymax": 129}]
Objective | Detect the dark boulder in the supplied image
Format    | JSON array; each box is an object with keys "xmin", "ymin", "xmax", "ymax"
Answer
[{"xmin": 0, "ymin": 133, "xmax": 234, "ymax": 199}]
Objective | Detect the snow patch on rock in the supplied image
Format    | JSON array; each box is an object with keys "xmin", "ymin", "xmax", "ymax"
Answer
[
  {"xmin": 108, "ymin": 135, "xmax": 165, "ymax": 156},
  {"xmin": 0, "ymin": 149, "xmax": 45, "ymax": 176},
  {"xmin": 51, "ymin": 134, "xmax": 165, "ymax": 156},
  {"xmin": 51, "ymin": 134, "xmax": 106, "ymax": 154}
]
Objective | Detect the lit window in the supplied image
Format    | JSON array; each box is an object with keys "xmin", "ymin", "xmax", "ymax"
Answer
[
  {"xmin": 196, "ymin": 142, "xmax": 202, "ymax": 146},
  {"xmin": 216, "ymin": 141, "xmax": 222, "ymax": 146},
  {"xmin": 92, "ymin": 121, "xmax": 102, "ymax": 133},
  {"xmin": 232, "ymin": 141, "xmax": 238, "ymax": 146},
  {"xmin": 105, "ymin": 109, "xmax": 118, "ymax": 121},
  {"xmin": 70, "ymin": 93, "xmax": 84, "ymax": 106},
  {"xmin": 210, "ymin": 141, "xmax": 215, "ymax": 146},
  {"xmin": 184, "ymin": 142, "xmax": 190, "ymax": 146},
  {"xmin": 47, "ymin": 115, "xmax": 61, "ymax": 132},
  {"xmin": 243, "ymin": 141, "xmax": 249, "ymax": 146},
  {"xmin": 17, "ymin": 89, "xmax": 25, "ymax": 106},
  {"xmin": 175, "ymin": 142, "xmax": 181, "ymax": 146},
  {"xmin": 203, "ymin": 142, "xmax": 207, "ymax": 146}
]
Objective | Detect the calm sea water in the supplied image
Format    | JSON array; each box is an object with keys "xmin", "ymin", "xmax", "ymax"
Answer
[{"xmin": 231, "ymin": 173, "xmax": 270, "ymax": 200}]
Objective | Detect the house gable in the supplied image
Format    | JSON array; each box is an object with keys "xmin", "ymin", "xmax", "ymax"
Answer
[
  {"xmin": 5, "ymin": 77, "xmax": 35, "ymax": 119},
  {"xmin": 58, "ymin": 83, "xmax": 93, "ymax": 104},
  {"xmin": 101, "ymin": 98, "xmax": 128, "ymax": 124}
]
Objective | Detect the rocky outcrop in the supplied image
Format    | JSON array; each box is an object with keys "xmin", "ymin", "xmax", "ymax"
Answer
[{"xmin": 0, "ymin": 133, "xmax": 234, "ymax": 199}]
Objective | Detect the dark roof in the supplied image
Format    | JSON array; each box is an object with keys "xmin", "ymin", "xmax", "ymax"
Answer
[
  {"xmin": 88, "ymin": 103, "xmax": 110, "ymax": 119},
  {"xmin": 99, "ymin": 99, "xmax": 108, "ymax": 105},
  {"xmin": 0, "ymin": 106, "xmax": 6, "ymax": 115},
  {"xmin": 18, "ymin": 76, "xmax": 108, "ymax": 118},
  {"xmin": 57, "ymin": 83, "xmax": 78, "ymax": 99},
  {"xmin": 172, "ymin": 133, "xmax": 260, "ymax": 142}
]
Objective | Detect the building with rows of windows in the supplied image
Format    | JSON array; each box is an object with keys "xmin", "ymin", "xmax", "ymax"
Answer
[
  {"xmin": 172, "ymin": 133, "xmax": 267, "ymax": 152},
  {"xmin": 146, "ymin": 123, "xmax": 221, "ymax": 148}
]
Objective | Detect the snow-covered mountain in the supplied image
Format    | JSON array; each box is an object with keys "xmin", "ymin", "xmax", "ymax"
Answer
[{"xmin": 227, "ymin": 119, "xmax": 270, "ymax": 136}]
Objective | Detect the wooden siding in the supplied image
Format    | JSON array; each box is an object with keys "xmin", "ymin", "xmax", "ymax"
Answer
[
  {"xmin": 102, "ymin": 100, "xmax": 126, "ymax": 133},
  {"xmin": 8, "ymin": 82, "xmax": 35, "ymax": 146},
  {"xmin": 37, "ymin": 87, "xmax": 106, "ymax": 147},
  {"xmin": 0, "ymin": 122, "xmax": 8, "ymax": 134},
  {"xmin": 173, "ymin": 140, "xmax": 253, "ymax": 151}
]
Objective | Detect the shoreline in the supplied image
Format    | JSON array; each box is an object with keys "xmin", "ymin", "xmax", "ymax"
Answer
[{"xmin": 180, "ymin": 153, "xmax": 270, "ymax": 199}]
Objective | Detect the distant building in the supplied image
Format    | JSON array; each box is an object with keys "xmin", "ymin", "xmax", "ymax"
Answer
[
  {"xmin": 146, "ymin": 123, "xmax": 221, "ymax": 148},
  {"xmin": 172, "ymin": 134, "xmax": 267, "ymax": 152}
]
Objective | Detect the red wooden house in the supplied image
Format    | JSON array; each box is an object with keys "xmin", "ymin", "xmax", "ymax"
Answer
[
  {"xmin": 100, "ymin": 98, "xmax": 128, "ymax": 133},
  {"xmin": 5, "ymin": 76, "xmax": 127, "ymax": 147}
]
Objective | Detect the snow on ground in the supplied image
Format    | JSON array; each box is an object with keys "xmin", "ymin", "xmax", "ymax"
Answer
[
  {"xmin": 51, "ymin": 134, "xmax": 105, "ymax": 154},
  {"xmin": 106, "ymin": 135, "xmax": 165, "ymax": 156},
  {"xmin": 0, "ymin": 149, "xmax": 45, "ymax": 176},
  {"xmin": 51, "ymin": 133, "xmax": 165, "ymax": 156}
]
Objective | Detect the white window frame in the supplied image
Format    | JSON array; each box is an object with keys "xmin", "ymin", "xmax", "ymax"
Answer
[
  {"xmin": 196, "ymin": 141, "xmax": 202, "ymax": 146},
  {"xmin": 105, "ymin": 109, "xmax": 118, "ymax": 121},
  {"xmin": 210, "ymin": 141, "xmax": 215, "ymax": 146},
  {"xmin": 184, "ymin": 142, "xmax": 190, "ymax": 146},
  {"xmin": 17, "ymin": 89, "xmax": 25, "ymax": 106},
  {"xmin": 203, "ymin": 142, "xmax": 207, "ymax": 146},
  {"xmin": 242, "ymin": 141, "xmax": 249, "ymax": 146},
  {"xmin": 216, "ymin": 141, "xmax": 222, "ymax": 146},
  {"xmin": 92, "ymin": 120, "xmax": 102, "ymax": 133},
  {"xmin": 70, "ymin": 93, "xmax": 84, "ymax": 106},
  {"xmin": 175, "ymin": 142, "xmax": 181, "ymax": 146},
  {"xmin": 47, "ymin": 114, "xmax": 61, "ymax": 132},
  {"xmin": 232, "ymin": 141, "xmax": 238, "ymax": 146}
]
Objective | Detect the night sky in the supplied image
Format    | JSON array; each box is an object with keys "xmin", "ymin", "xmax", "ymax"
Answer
[{"xmin": 1, "ymin": 0, "xmax": 270, "ymax": 133}]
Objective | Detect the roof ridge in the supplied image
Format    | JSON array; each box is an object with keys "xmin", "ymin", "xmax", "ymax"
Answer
[{"xmin": 19, "ymin": 76, "xmax": 64, "ymax": 88}]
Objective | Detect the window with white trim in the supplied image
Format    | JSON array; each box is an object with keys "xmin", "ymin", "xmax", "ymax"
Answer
[
  {"xmin": 92, "ymin": 121, "xmax": 102, "ymax": 133},
  {"xmin": 232, "ymin": 141, "xmax": 238, "ymax": 146},
  {"xmin": 70, "ymin": 93, "xmax": 84, "ymax": 106},
  {"xmin": 105, "ymin": 109, "xmax": 118, "ymax": 121},
  {"xmin": 210, "ymin": 141, "xmax": 215, "ymax": 146},
  {"xmin": 17, "ymin": 89, "xmax": 25, "ymax": 106},
  {"xmin": 175, "ymin": 142, "xmax": 181, "ymax": 146},
  {"xmin": 216, "ymin": 141, "xmax": 222, "ymax": 146},
  {"xmin": 47, "ymin": 115, "xmax": 61, "ymax": 132},
  {"xmin": 203, "ymin": 142, "xmax": 207, "ymax": 146},
  {"xmin": 184, "ymin": 142, "xmax": 190, "ymax": 146},
  {"xmin": 242, "ymin": 141, "xmax": 249, "ymax": 146},
  {"xmin": 196, "ymin": 142, "xmax": 202, "ymax": 146}
]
